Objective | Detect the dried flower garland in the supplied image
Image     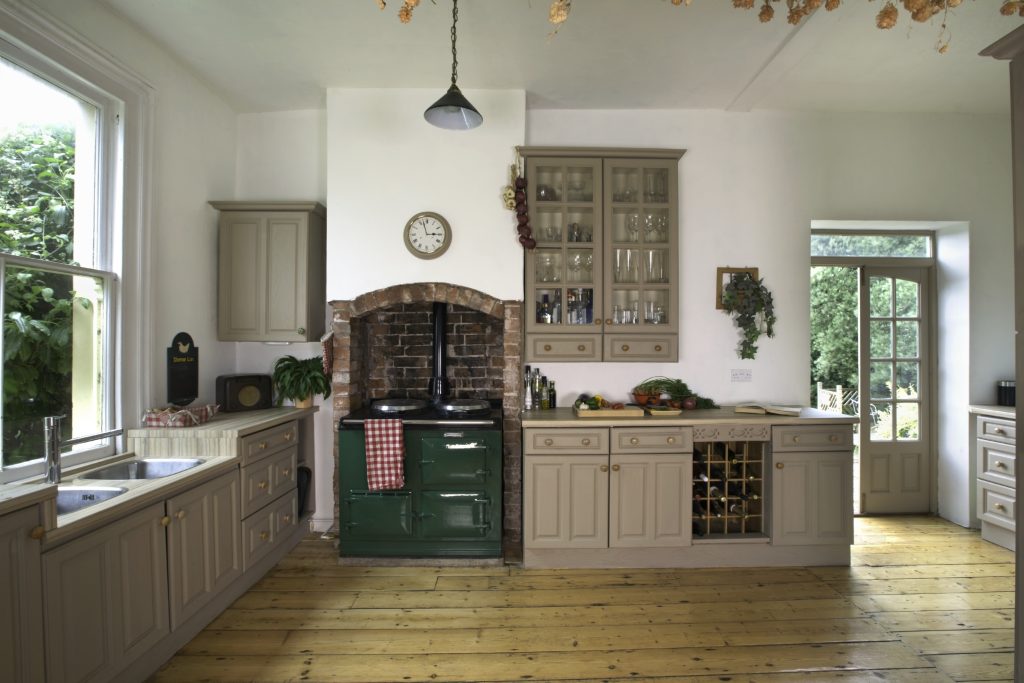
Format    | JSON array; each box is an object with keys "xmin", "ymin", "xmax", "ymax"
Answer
[{"xmin": 377, "ymin": 0, "xmax": 1021, "ymax": 53}]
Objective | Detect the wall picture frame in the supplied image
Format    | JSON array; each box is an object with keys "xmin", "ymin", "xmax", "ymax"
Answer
[{"xmin": 716, "ymin": 266, "xmax": 759, "ymax": 310}]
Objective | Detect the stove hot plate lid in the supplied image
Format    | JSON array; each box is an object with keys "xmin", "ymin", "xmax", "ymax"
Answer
[
  {"xmin": 436, "ymin": 398, "xmax": 492, "ymax": 416},
  {"xmin": 371, "ymin": 398, "xmax": 429, "ymax": 414}
]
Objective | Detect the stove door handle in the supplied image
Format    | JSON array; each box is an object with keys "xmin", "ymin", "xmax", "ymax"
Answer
[
  {"xmin": 443, "ymin": 432, "xmax": 465, "ymax": 438},
  {"xmin": 414, "ymin": 511, "xmax": 436, "ymax": 520}
]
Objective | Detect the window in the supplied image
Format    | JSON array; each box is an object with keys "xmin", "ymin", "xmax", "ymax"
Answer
[
  {"xmin": 811, "ymin": 232, "xmax": 932, "ymax": 259},
  {"xmin": 0, "ymin": 6, "xmax": 149, "ymax": 481}
]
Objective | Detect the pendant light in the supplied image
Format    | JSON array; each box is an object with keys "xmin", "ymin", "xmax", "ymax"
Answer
[{"xmin": 424, "ymin": 0, "xmax": 482, "ymax": 130}]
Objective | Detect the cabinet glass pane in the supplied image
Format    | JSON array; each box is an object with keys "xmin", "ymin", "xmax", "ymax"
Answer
[
  {"xmin": 612, "ymin": 208, "xmax": 642, "ymax": 243},
  {"xmin": 566, "ymin": 287, "xmax": 594, "ymax": 325},
  {"xmin": 535, "ymin": 289, "xmax": 562, "ymax": 325},
  {"xmin": 641, "ymin": 209, "xmax": 669, "ymax": 244},
  {"xmin": 869, "ymin": 276, "xmax": 892, "ymax": 317},
  {"xmin": 642, "ymin": 290, "xmax": 670, "ymax": 324},
  {"xmin": 613, "ymin": 248, "xmax": 640, "ymax": 283},
  {"xmin": 610, "ymin": 291, "xmax": 642, "ymax": 325},
  {"xmin": 870, "ymin": 362, "xmax": 892, "ymax": 399},
  {"xmin": 566, "ymin": 208, "xmax": 594, "ymax": 243},
  {"xmin": 535, "ymin": 208, "xmax": 563, "ymax": 243},
  {"xmin": 610, "ymin": 168, "xmax": 640, "ymax": 203},
  {"xmin": 566, "ymin": 249, "xmax": 594, "ymax": 284},
  {"xmin": 566, "ymin": 166, "xmax": 595, "ymax": 203},
  {"xmin": 895, "ymin": 321, "xmax": 918, "ymax": 358},
  {"xmin": 534, "ymin": 250, "xmax": 562, "ymax": 284},
  {"xmin": 894, "ymin": 279, "xmax": 919, "ymax": 317},
  {"xmin": 870, "ymin": 321, "xmax": 892, "ymax": 358},
  {"xmin": 642, "ymin": 168, "xmax": 670, "ymax": 203},
  {"xmin": 644, "ymin": 248, "xmax": 668, "ymax": 283},
  {"xmin": 534, "ymin": 166, "xmax": 563, "ymax": 202}
]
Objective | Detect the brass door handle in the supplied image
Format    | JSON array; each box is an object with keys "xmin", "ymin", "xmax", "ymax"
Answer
[
  {"xmin": 281, "ymin": 468, "xmax": 290, "ymax": 477},
  {"xmin": 284, "ymin": 433, "xmax": 294, "ymax": 441},
  {"xmin": 994, "ymin": 427, "xmax": 1007, "ymax": 435},
  {"xmin": 605, "ymin": 318, "xmax": 613, "ymax": 325},
  {"xmin": 829, "ymin": 434, "xmax": 839, "ymax": 443},
  {"xmin": 792, "ymin": 436, "xmax": 801, "ymax": 443},
  {"xmin": 600, "ymin": 465, "xmax": 609, "ymax": 472},
  {"xmin": 776, "ymin": 462, "xmax": 784, "ymax": 470},
  {"xmin": 595, "ymin": 320, "xmax": 602, "ymax": 326},
  {"xmin": 160, "ymin": 516, "xmax": 171, "ymax": 527},
  {"xmin": 176, "ymin": 510, "xmax": 186, "ymax": 520},
  {"xmin": 283, "ymin": 514, "xmax": 292, "ymax": 524},
  {"xmin": 995, "ymin": 503, "xmax": 1008, "ymax": 512},
  {"xmin": 29, "ymin": 525, "xmax": 45, "ymax": 540},
  {"xmin": 611, "ymin": 464, "xmax": 620, "ymax": 471},
  {"xmin": 259, "ymin": 442, "xmax": 268, "ymax": 450}
]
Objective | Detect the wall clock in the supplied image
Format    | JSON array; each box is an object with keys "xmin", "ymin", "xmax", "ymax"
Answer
[{"xmin": 404, "ymin": 211, "xmax": 452, "ymax": 259}]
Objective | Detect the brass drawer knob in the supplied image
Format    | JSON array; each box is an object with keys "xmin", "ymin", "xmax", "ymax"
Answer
[
  {"xmin": 544, "ymin": 344, "xmax": 552, "ymax": 352},
  {"xmin": 260, "ymin": 531, "xmax": 270, "ymax": 541},
  {"xmin": 654, "ymin": 345, "xmax": 662, "ymax": 352},
  {"xmin": 605, "ymin": 318, "xmax": 613, "ymax": 325},
  {"xmin": 600, "ymin": 465, "xmax": 609, "ymax": 472},
  {"xmin": 611, "ymin": 464, "xmax": 620, "ymax": 471},
  {"xmin": 281, "ymin": 468, "xmax": 291, "ymax": 477},
  {"xmin": 995, "ymin": 461, "xmax": 1009, "ymax": 469},
  {"xmin": 792, "ymin": 436, "xmax": 801, "ymax": 443},
  {"xmin": 776, "ymin": 462, "xmax": 784, "ymax": 470},
  {"xmin": 258, "ymin": 481, "xmax": 269, "ymax": 490},
  {"xmin": 284, "ymin": 433, "xmax": 294, "ymax": 441},
  {"xmin": 666, "ymin": 437, "xmax": 675, "ymax": 444},
  {"xmin": 259, "ymin": 442, "xmax": 268, "ymax": 450},
  {"xmin": 595, "ymin": 320, "xmax": 602, "ymax": 326},
  {"xmin": 621, "ymin": 344, "xmax": 630, "ymax": 352},
  {"xmin": 994, "ymin": 427, "xmax": 1007, "ymax": 435},
  {"xmin": 829, "ymin": 434, "xmax": 839, "ymax": 443},
  {"xmin": 29, "ymin": 525, "xmax": 45, "ymax": 541},
  {"xmin": 297, "ymin": 327, "xmax": 306, "ymax": 335},
  {"xmin": 160, "ymin": 516, "xmax": 171, "ymax": 528},
  {"xmin": 630, "ymin": 437, "xmax": 640, "ymax": 445},
  {"xmin": 581, "ymin": 438, "xmax": 591, "ymax": 446},
  {"xmin": 544, "ymin": 438, "xmax": 554, "ymax": 446},
  {"xmin": 577, "ymin": 345, "xmax": 586, "ymax": 352},
  {"xmin": 995, "ymin": 503, "xmax": 1008, "ymax": 513},
  {"xmin": 283, "ymin": 514, "xmax": 292, "ymax": 524}
]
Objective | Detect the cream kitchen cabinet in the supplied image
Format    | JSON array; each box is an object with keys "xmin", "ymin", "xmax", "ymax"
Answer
[
  {"xmin": 0, "ymin": 504, "xmax": 45, "ymax": 683},
  {"xmin": 166, "ymin": 470, "xmax": 242, "ymax": 630},
  {"xmin": 211, "ymin": 201, "xmax": 326, "ymax": 342},
  {"xmin": 973, "ymin": 408, "xmax": 1016, "ymax": 550},
  {"xmin": 42, "ymin": 501, "xmax": 169, "ymax": 683},
  {"xmin": 238, "ymin": 420, "xmax": 299, "ymax": 570},
  {"xmin": 521, "ymin": 148, "xmax": 682, "ymax": 363},
  {"xmin": 770, "ymin": 426, "xmax": 853, "ymax": 547}
]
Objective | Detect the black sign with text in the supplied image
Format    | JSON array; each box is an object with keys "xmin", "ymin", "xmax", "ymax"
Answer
[{"xmin": 167, "ymin": 332, "xmax": 198, "ymax": 406}]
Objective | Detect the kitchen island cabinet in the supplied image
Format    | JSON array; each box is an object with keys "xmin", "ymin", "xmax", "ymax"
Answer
[{"xmin": 521, "ymin": 407, "xmax": 854, "ymax": 568}]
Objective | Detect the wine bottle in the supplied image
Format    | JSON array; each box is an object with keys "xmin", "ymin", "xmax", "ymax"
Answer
[
  {"xmin": 549, "ymin": 381, "xmax": 557, "ymax": 409},
  {"xmin": 707, "ymin": 500, "xmax": 725, "ymax": 517},
  {"xmin": 691, "ymin": 520, "xmax": 706, "ymax": 538},
  {"xmin": 539, "ymin": 377, "xmax": 550, "ymax": 410},
  {"xmin": 524, "ymin": 378, "xmax": 533, "ymax": 410},
  {"xmin": 729, "ymin": 503, "xmax": 749, "ymax": 518},
  {"xmin": 538, "ymin": 295, "xmax": 552, "ymax": 324},
  {"xmin": 691, "ymin": 499, "xmax": 707, "ymax": 519},
  {"xmin": 707, "ymin": 485, "xmax": 726, "ymax": 502}
]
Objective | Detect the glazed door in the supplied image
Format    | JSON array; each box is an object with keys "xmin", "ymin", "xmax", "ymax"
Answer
[{"xmin": 858, "ymin": 267, "xmax": 931, "ymax": 513}]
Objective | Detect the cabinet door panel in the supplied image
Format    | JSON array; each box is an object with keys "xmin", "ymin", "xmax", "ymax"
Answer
[
  {"xmin": 0, "ymin": 506, "xmax": 44, "ymax": 683},
  {"xmin": 116, "ymin": 511, "xmax": 170, "ymax": 660},
  {"xmin": 524, "ymin": 455, "xmax": 608, "ymax": 549},
  {"xmin": 568, "ymin": 459, "xmax": 609, "ymax": 547},
  {"xmin": 265, "ymin": 216, "xmax": 306, "ymax": 336},
  {"xmin": 218, "ymin": 217, "xmax": 263, "ymax": 338},
  {"xmin": 610, "ymin": 453, "xmax": 691, "ymax": 548},
  {"xmin": 772, "ymin": 452, "xmax": 852, "ymax": 546}
]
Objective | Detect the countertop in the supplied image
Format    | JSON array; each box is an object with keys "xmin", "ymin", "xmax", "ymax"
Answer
[
  {"xmin": 969, "ymin": 404, "xmax": 1016, "ymax": 420},
  {"xmin": 521, "ymin": 406, "xmax": 857, "ymax": 427},
  {"xmin": 125, "ymin": 406, "xmax": 316, "ymax": 439}
]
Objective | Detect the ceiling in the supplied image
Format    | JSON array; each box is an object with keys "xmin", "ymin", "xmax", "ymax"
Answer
[{"xmin": 96, "ymin": 0, "xmax": 1023, "ymax": 115}]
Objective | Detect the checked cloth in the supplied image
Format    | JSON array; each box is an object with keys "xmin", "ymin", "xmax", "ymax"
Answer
[{"xmin": 364, "ymin": 419, "xmax": 405, "ymax": 490}]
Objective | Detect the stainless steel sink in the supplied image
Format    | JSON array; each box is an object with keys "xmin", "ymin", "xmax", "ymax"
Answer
[
  {"xmin": 80, "ymin": 458, "xmax": 203, "ymax": 480},
  {"xmin": 56, "ymin": 486, "xmax": 128, "ymax": 515}
]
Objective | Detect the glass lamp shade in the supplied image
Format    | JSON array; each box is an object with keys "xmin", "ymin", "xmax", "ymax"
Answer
[{"xmin": 424, "ymin": 84, "xmax": 483, "ymax": 130}]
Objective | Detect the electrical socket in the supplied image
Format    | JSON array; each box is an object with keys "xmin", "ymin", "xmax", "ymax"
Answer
[{"xmin": 731, "ymin": 369, "xmax": 752, "ymax": 382}]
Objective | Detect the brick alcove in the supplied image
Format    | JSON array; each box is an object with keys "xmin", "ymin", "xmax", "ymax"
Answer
[{"xmin": 329, "ymin": 283, "xmax": 523, "ymax": 561}]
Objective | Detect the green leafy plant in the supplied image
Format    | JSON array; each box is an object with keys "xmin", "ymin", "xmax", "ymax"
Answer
[
  {"xmin": 722, "ymin": 271, "xmax": 776, "ymax": 360},
  {"xmin": 632, "ymin": 376, "xmax": 718, "ymax": 409},
  {"xmin": 272, "ymin": 355, "xmax": 331, "ymax": 406}
]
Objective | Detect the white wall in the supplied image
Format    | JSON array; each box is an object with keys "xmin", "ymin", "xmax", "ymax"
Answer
[{"xmin": 326, "ymin": 88, "xmax": 526, "ymax": 302}]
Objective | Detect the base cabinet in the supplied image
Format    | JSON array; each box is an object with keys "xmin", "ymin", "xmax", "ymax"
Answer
[
  {"xmin": 972, "ymin": 410, "xmax": 1016, "ymax": 550},
  {"xmin": 167, "ymin": 471, "xmax": 242, "ymax": 630},
  {"xmin": 524, "ymin": 454, "xmax": 609, "ymax": 548},
  {"xmin": 0, "ymin": 504, "xmax": 45, "ymax": 683},
  {"xmin": 43, "ymin": 502, "xmax": 169, "ymax": 683},
  {"xmin": 770, "ymin": 451, "xmax": 852, "ymax": 546}
]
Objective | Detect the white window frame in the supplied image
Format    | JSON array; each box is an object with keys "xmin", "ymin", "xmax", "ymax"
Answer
[{"xmin": 0, "ymin": 1, "xmax": 151, "ymax": 482}]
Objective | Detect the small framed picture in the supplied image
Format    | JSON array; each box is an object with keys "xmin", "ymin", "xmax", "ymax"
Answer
[{"xmin": 716, "ymin": 267, "xmax": 759, "ymax": 309}]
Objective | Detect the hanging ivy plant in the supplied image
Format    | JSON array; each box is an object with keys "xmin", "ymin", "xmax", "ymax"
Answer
[{"xmin": 721, "ymin": 271, "xmax": 776, "ymax": 359}]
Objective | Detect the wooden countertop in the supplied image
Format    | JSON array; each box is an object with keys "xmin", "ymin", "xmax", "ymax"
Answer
[
  {"xmin": 125, "ymin": 406, "xmax": 316, "ymax": 439},
  {"xmin": 521, "ymin": 406, "xmax": 857, "ymax": 428}
]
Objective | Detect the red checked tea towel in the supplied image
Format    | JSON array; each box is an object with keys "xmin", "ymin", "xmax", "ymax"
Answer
[{"xmin": 364, "ymin": 419, "xmax": 405, "ymax": 490}]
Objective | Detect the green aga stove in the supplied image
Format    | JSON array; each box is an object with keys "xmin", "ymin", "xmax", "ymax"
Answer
[{"xmin": 338, "ymin": 397, "xmax": 503, "ymax": 557}]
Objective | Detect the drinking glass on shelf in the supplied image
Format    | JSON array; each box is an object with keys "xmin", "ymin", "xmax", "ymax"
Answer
[
  {"xmin": 631, "ymin": 301, "xmax": 640, "ymax": 324},
  {"xmin": 568, "ymin": 253, "xmax": 582, "ymax": 282},
  {"xmin": 626, "ymin": 213, "xmax": 640, "ymax": 243},
  {"xmin": 583, "ymin": 253, "xmax": 593, "ymax": 282},
  {"xmin": 613, "ymin": 304, "xmax": 622, "ymax": 324}
]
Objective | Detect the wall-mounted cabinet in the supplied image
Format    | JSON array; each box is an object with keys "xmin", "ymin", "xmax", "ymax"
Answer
[
  {"xmin": 521, "ymin": 148, "xmax": 683, "ymax": 362},
  {"xmin": 211, "ymin": 201, "xmax": 326, "ymax": 342}
]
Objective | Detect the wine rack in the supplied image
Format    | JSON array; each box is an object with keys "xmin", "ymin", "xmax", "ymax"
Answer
[{"xmin": 692, "ymin": 440, "xmax": 767, "ymax": 540}]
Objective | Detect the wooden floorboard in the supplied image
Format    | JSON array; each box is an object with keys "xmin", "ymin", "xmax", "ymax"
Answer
[{"xmin": 150, "ymin": 516, "xmax": 1014, "ymax": 683}]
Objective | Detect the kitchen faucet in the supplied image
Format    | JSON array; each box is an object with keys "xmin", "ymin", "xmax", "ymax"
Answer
[{"xmin": 43, "ymin": 415, "xmax": 123, "ymax": 484}]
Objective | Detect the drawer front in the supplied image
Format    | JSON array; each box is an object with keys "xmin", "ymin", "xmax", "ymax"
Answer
[
  {"xmin": 978, "ymin": 416, "xmax": 1015, "ymax": 446},
  {"xmin": 241, "ymin": 492, "xmax": 296, "ymax": 570},
  {"xmin": 524, "ymin": 428, "xmax": 609, "ymax": 455},
  {"xmin": 772, "ymin": 425, "xmax": 852, "ymax": 451},
  {"xmin": 978, "ymin": 480, "xmax": 1016, "ymax": 531},
  {"xmin": 693, "ymin": 423, "xmax": 771, "ymax": 443},
  {"xmin": 978, "ymin": 438, "xmax": 1016, "ymax": 489},
  {"xmin": 240, "ymin": 420, "xmax": 298, "ymax": 463},
  {"xmin": 242, "ymin": 446, "xmax": 297, "ymax": 517},
  {"xmin": 611, "ymin": 426, "xmax": 692, "ymax": 454},
  {"xmin": 603, "ymin": 334, "xmax": 677, "ymax": 362},
  {"xmin": 526, "ymin": 334, "xmax": 601, "ymax": 362}
]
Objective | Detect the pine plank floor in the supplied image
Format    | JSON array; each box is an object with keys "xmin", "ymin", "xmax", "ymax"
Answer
[{"xmin": 150, "ymin": 516, "xmax": 1015, "ymax": 682}]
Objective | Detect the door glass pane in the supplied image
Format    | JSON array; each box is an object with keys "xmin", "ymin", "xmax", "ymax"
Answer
[
  {"xmin": 566, "ymin": 208, "xmax": 593, "ymax": 243},
  {"xmin": 642, "ymin": 168, "xmax": 669, "ymax": 203},
  {"xmin": 870, "ymin": 401, "xmax": 893, "ymax": 441},
  {"xmin": 534, "ymin": 289, "xmax": 561, "ymax": 325},
  {"xmin": 870, "ymin": 321, "xmax": 892, "ymax": 358},
  {"xmin": 534, "ymin": 165, "xmax": 562, "ymax": 202},
  {"xmin": 895, "ymin": 362, "xmax": 919, "ymax": 399},
  {"xmin": 642, "ymin": 209, "xmax": 669, "ymax": 244},
  {"xmin": 642, "ymin": 290, "xmax": 669, "ymax": 325},
  {"xmin": 535, "ymin": 208, "xmax": 563, "ymax": 243},
  {"xmin": 534, "ymin": 250, "xmax": 561, "ymax": 284},
  {"xmin": 870, "ymin": 362, "xmax": 893, "ymax": 399},
  {"xmin": 869, "ymin": 276, "xmax": 892, "ymax": 317},
  {"xmin": 896, "ymin": 402, "xmax": 920, "ymax": 440},
  {"xmin": 610, "ymin": 168, "xmax": 640, "ymax": 203},
  {"xmin": 894, "ymin": 279, "xmax": 919, "ymax": 317},
  {"xmin": 895, "ymin": 321, "xmax": 918, "ymax": 358},
  {"xmin": 644, "ymin": 248, "xmax": 668, "ymax": 283}
]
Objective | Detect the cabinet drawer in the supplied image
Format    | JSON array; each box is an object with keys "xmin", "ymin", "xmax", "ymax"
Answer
[
  {"xmin": 693, "ymin": 423, "xmax": 770, "ymax": 442},
  {"xmin": 242, "ymin": 446, "xmax": 297, "ymax": 517},
  {"xmin": 978, "ymin": 438, "xmax": 1016, "ymax": 489},
  {"xmin": 603, "ymin": 334, "xmax": 677, "ymax": 362},
  {"xmin": 240, "ymin": 420, "xmax": 298, "ymax": 463},
  {"xmin": 526, "ymin": 334, "xmax": 601, "ymax": 362},
  {"xmin": 524, "ymin": 428, "xmax": 609, "ymax": 455},
  {"xmin": 611, "ymin": 427, "xmax": 692, "ymax": 454},
  {"xmin": 977, "ymin": 416, "xmax": 1015, "ymax": 446},
  {"xmin": 978, "ymin": 480, "xmax": 1015, "ymax": 532},
  {"xmin": 241, "ymin": 491, "xmax": 296, "ymax": 570},
  {"xmin": 772, "ymin": 425, "xmax": 852, "ymax": 451}
]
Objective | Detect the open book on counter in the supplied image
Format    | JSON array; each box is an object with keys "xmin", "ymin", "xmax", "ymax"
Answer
[{"xmin": 734, "ymin": 403, "xmax": 802, "ymax": 416}]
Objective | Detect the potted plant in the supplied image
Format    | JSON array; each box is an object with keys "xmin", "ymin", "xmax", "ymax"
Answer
[
  {"xmin": 633, "ymin": 376, "xmax": 719, "ymax": 410},
  {"xmin": 721, "ymin": 271, "xmax": 776, "ymax": 360},
  {"xmin": 272, "ymin": 355, "xmax": 331, "ymax": 408}
]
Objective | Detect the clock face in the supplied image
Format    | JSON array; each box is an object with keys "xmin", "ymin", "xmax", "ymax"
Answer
[{"xmin": 404, "ymin": 212, "xmax": 451, "ymax": 259}]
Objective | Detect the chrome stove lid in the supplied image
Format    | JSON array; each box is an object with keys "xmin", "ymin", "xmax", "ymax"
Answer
[
  {"xmin": 371, "ymin": 398, "xmax": 429, "ymax": 415},
  {"xmin": 436, "ymin": 398, "xmax": 492, "ymax": 417}
]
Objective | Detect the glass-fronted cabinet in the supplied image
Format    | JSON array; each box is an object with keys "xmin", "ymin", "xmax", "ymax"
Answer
[{"xmin": 523, "ymin": 149, "xmax": 682, "ymax": 362}]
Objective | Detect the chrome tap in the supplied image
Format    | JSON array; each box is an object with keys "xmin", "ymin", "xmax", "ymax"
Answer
[{"xmin": 43, "ymin": 415, "xmax": 64, "ymax": 484}]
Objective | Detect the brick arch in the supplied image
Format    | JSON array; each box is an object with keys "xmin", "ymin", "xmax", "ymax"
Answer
[{"xmin": 347, "ymin": 283, "xmax": 504, "ymax": 319}]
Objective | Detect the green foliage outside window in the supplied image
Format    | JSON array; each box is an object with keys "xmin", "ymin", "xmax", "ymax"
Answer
[{"xmin": 0, "ymin": 125, "xmax": 82, "ymax": 465}]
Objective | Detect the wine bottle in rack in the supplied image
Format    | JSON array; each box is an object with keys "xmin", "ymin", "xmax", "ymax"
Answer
[
  {"xmin": 707, "ymin": 485, "xmax": 727, "ymax": 502},
  {"xmin": 691, "ymin": 520, "xmax": 707, "ymax": 538},
  {"xmin": 692, "ymin": 499, "xmax": 707, "ymax": 518},
  {"xmin": 738, "ymin": 490, "xmax": 761, "ymax": 502},
  {"xmin": 728, "ymin": 503, "xmax": 749, "ymax": 518},
  {"xmin": 707, "ymin": 500, "xmax": 725, "ymax": 517},
  {"xmin": 709, "ymin": 465, "xmax": 728, "ymax": 481},
  {"xmin": 693, "ymin": 445, "xmax": 706, "ymax": 464}
]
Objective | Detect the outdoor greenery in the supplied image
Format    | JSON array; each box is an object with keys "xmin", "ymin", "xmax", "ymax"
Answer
[{"xmin": 0, "ymin": 124, "xmax": 81, "ymax": 465}]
